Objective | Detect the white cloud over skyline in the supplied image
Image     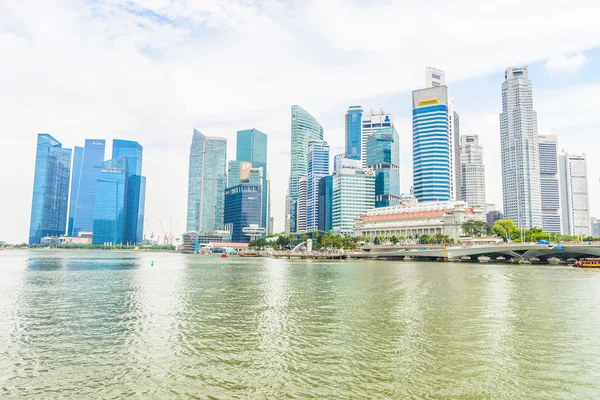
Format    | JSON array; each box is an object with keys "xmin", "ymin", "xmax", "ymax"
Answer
[
  {"xmin": 545, "ymin": 53, "xmax": 589, "ymax": 75},
  {"xmin": 1, "ymin": 0, "xmax": 600, "ymax": 243}
]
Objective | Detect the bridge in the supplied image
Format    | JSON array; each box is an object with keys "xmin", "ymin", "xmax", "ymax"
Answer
[{"xmin": 349, "ymin": 243, "xmax": 600, "ymax": 263}]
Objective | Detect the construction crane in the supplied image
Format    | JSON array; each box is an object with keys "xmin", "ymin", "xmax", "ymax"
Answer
[{"xmin": 159, "ymin": 218, "xmax": 167, "ymax": 245}]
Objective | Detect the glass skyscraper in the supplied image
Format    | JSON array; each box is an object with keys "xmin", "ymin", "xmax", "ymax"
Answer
[
  {"xmin": 318, "ymin": 175, "xmax": 333, "ymax": 232},
  {"xmin": 236, "ymin": 129, "xmax": 268, "ymax": 228},
  {"xmin": 72, "ymin": 139, "xmax": 106, "ymax": 235},
  {"xmin": 29, "ymin": 134, "xmax": 72, "ymax": 244},
  {"xmin": 67, "ymin": 146, "xmax": 83, "ymax": 236},
  {"xmin": 412, "ymin": 86, "xmax": 450, "ymax": 202},
  {"xmin": 366, "ymin": 126, "xmax": 400, "ymax": 208},
  {"xmin": 289, "ymin": 105, "xmax": 323, "ymax": 232},
  {"xmin": 112, "ymin": 139, "xmax": 146, "ymax": 244},
  {"xmin": 186, "ymin": 129, "xmax": 227, "ymax": 232},
  {"xmin": 228, "ymin": 160, "xmax": 252, "ymax": 188},
  {"xmin": 307, "ymin": 140, "xmax": 330, "ymax": 232},
  {"xmin": 224, "ymin": 184, "xmax": 262, "ymax": 242},
  {"xmin": 345, "ymin": 105, "xmax": 362, "ymax": 160},
  {"xmin": 92, "ymin": 157, "xmax": 128, "ymax": 245}
]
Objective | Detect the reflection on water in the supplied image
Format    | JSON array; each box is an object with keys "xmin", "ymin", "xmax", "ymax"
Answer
[{"xmin": 1, "ymin": 251, "xmax": 600, "ymax": 398}]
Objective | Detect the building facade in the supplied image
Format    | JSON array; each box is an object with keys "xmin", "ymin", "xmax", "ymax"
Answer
[
  {"xmin": 412, "ymin": 86, "xmax": 450, "ymax": 202},
  {"xmin": 333, "ymin": 153, "xmax": 345, "ymax": 172},
  {"xmin": 296, "ymin": 177, "xmax": 308, "ymax": 233},
  {"xmin": 29, "ymin": 134, "xmax": 72, "ymax": 244},
  {"xmin": 236, "ymin": 129, "xmax": 268, "ymax": 229},
  {"xmin": 67, "ymin": 146, "xmax": 83, "ymax": 236},
  {"xmin": 306, "ymin": 140, "xmax": 330, "ymax": 232},
  {"xmin": 538, "ymin": 135, "xmax": 562, "ymax": 234},
  {"xmin": 289, "ymin": 105, "xmax": 323, "ymax": 232},
  {"xmin": 560, "ymin": 152, "xmax": 591, "ymax": 237},
  {"xmin": 182, "ymin": 231, "xmax": 232, "ymax": 253},
  {"xmin": 361, "ymin": 109, "xmax": 393, "ymax": 168},
  {"xmin": 318, "ymin": 175, "xmax": 333, "ymax": 232},
  {"xmin": 224, "ymin": 184, "xmax": 262, "ymax": 243},
  {"xmin": 284, "ymin": 192, "xmax": 291, "ymax": 234},
  {"xmin": 92, "ymin": 157, "xmax": 128, "ymax": 245},
  {"xmin": 460, "ymin": 135, "xmax": 486, "ymax": 207},
  {"xmin": 332, "ymin": 165, "xmax": 375, "ymax": 235},
  {"xmin": 499, "ymin": 66, "xmax": 542, "ymax": 229},
  {"xmin": 366, "ymin": 126, "xmax": 400, "ymax": 208},
  {"xmin": 186, "ymin": 129, "xmax": 227, "ymax": 233},
  {"xmin": 355, "ymin": 201, "xmax": 486, "ymax": 241},
  {"xmin": 345, "ymin": 105, "xmax": 362, "ymax": 161}
]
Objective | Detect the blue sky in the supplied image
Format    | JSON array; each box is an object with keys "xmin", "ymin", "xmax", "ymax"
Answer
[{"xmin": 1, "ymin": 0, "xmax": 600, "ymax": 243}]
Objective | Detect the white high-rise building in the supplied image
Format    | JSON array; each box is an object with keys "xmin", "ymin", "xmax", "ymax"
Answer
[
  {"xmin": 296, "ymin": 177, "xmax": 308, "ymax": 233},
  {"xmin": 460, "ymin": 135, "xmax": 486, "ymax": 207},
  {"xmin": 426, "ymin": 67, "xmax": 461, "ymax": 200},
  {"xmin": 332, "ymin": 163, "xmax": 375, "ymax": 235},
  {"xmin": 560, "ymin": 152, "xmax": 591, "ymax": 237},
  {"xmin": 284, "ymin": 192, "xmax": 291, "ymax": 234},
  {"xmin": 538, "ymin": 135, "xmax": 562, "ymax": 234},
  {"xmin": 499, "ymin": 66, "xmax": 542, "ymax": 229},
  {"xmin": 361, "ymin": 109, "xmax": 393, "ymax": 168}
]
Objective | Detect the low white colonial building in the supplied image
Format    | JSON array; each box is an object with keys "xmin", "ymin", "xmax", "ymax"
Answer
[{"xmin": 354, "ymin": 201, "xmax": 485, "ymax": 240}]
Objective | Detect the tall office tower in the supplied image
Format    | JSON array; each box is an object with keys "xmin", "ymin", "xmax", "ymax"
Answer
[
  {"xmin": 224, "ymin": 183, "xmax": 262, "ymax": 242},
  {"xmin": 306, "ymin": 140, "xmax": 330, "ymax": 232},
  {"xmin": 289, "ymin": 106, "xmax": 323, "ymax": 232},
  {"xmin": 333, "ymin": 153, "xmax": 345, "ymax": 172},
  {"xmin": 460, "ymin": 135, "xmax": 486, "ymax": 207},
  {"xmin": 72, "ymin": 139, "xmax": 106, "ymax": 235},
  {"xmin": 267, "ymin": 175, "xmax": 272, "ymax": 234},
  {"xmin": 366, "ymin": 126, "xmax": 400, "ymax": 208},
  {"xmin": 332, "ymin": 163, "xmax": 375, "ymax": 235},
  {"xmin": 29, "ymin": 134, "xmax": 72, "ymax": 244},
  {"xmin": 67, "ymin": 146, "xmax": 83, "ymax": 236},
  {"xmin": 361, "ymin": 109, "xmax": 393, "ymax": 168},
  {"xmin": 412, "ymin": 85, "xmax": 450, "ymax": 202},
  {"xmin": 345, "ymin": 105, "xmax": 362, "ymax": 160},
  {"xmin": 92, "ymin": 157, "xmax": 128, "ymax": 245},
  {"xmin": 186, "ymin": 129, "xmax": 227, "ymax": 232},
  {"xmin": 112, "ymin": 139, "xmax": 146, "ymax": 245},
  {"xmin": 318, "ymin": 175, "xmax": 333, "ymax": 232},
  {"xmin": 296, "ymin": 177, "xmax": 308, "ymax": 233},
  {"xmin": 284, "ymin": 191, "xmax": 291, "ymax": 234},
  {"xmin": 500, "ymin": 66, "xmax": 542, "ymax": 229},
  {"xmin": 538, "ymin": 135, "xmax": 562, "ymax": 233},
  {"xmin": 237, "ymin": 129, "xmax": 268, "ymax": 228},
  {"xmin": 426, "ymin": 67, "xmax": 446, "ymax": 87},
  {"xmin": 228, "ymin": 160, "xmax": 252, "ymax": 187},
  {"xmin": 560, "ymin": 152, "xmax": 591, "ymax": 237}
]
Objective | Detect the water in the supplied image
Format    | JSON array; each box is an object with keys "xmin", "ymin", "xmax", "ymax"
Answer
[{"xmin": 1, "ymin": 251, "xmax": 600, "ymax": 398}]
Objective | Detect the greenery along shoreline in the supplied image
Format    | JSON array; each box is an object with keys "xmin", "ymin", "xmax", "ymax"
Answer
[{"xmin": 0, "ymin": 242, "xmax": 176, "ymax": 251}]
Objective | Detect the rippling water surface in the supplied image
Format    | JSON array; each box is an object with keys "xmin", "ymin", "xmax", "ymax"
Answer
[{"xmin": 1, "ymin": 250, "xmax": 600, "ymax": 398}]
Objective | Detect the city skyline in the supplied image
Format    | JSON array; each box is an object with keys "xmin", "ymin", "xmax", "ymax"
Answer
[{"xmin": 3, "ymin": 0, "xmax": 600, "ymax": 243}]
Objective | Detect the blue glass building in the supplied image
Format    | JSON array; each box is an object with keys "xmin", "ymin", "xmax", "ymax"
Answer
[
  {"xmin": 307, "ymin": 140, "xmax": 330, "ymax": 232},
  {"xmin": 236, "ymin": 129, "xmax": 268, "ymax": 229},
  {"xmin": 318, "ymin": 175, "xmax": 333, "ymax": 232},
  {"xmin": 29, "ymin": 134, "xmax": 72, "ymax": 244},
  {"xmin": 72, "ymin": 139, "xmax": 106, "ymax": 235},
  {"xmin": 412, "ymin": 86, "xmax": 450, "ymax": 202},
  {"xmin": 345, "ymin": 105, "xmax": 362, "ymax": 160},
  {"xmin": 366, "ymin": 126, "xmax": 401, "ymax": 208},
  {"xmin": 67, "ymin": 146, "xmax": 83, "ymax": 236},
  {"xmin": 224, "ymin": 184, "xmax": 262, "ymax": 243},
  {"xmin": 92, "ymin": 157, "xmax": 128, "ymax": 245},
  {"xmin": 112, "ymin": 139, "xmax": 146, "ymax": 244}
]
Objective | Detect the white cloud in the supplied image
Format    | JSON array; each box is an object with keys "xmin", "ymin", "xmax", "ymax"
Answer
[
  {"xmin": 545, "ymin": 53, "xmax": 589, "ymax": 74},
  {"xmin": 1, "ymin": 0, "xmax": 600, "ymax": 243}
]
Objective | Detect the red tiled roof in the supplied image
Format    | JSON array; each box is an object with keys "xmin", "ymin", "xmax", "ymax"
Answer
[{"xmin": 360, "ymin": 209, "xmax": 452, "ymax": 222}]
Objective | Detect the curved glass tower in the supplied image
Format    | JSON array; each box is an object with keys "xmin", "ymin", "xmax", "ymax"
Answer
[{"xmin": 289, "ymin": 105, "xmax": 323, "ymax": 232}]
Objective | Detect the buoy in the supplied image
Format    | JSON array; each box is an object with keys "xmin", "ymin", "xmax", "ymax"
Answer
[{"xmin": 151, "ymin": 261, "xmax": 154, "ymax": 267}]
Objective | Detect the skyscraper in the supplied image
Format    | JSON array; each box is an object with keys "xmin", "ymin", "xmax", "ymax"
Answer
[
  {"xmin": 426, "ymin": 66, "xmax": 446, "ymax": 87},
  {"xmin": 29, "ymin": 134, "xmax": 72, "ymax": 244},
  {"xmin": 236, "ymin": 129, "xmax": 268, "ymax": 228},
  {"xmin": 460, "ymin": 135, "xmax": 486, "ymax": 207},
  {"xmin": 72, "ymin": 139, "xmax": 106, "ymax": 235},
  {"xmin": 560, "ymin": 152, "xmax": 590, "ymax": 237},
  {"xmin": 284, "ymin": 191, "xmax": 291, "ymax": 234},
  {"xmin": 345, "ymin": 106, "xmax": 362, "ymax": 161},
  {"xmin": 332, "ymin": 163, "xmax": 375, "ymax": 235},
  {"xmin": 92, "ymin": 157, "xmax": 128, "ymax": 245},
  {"xmin": 306, "ymin": 140, "xmax": 330, "ymax": 232},
  {"xmin": 112, "ymin": 139, "xmax": 146, "ymax": 245},
  {"xmin": 318, "ymin": 175, "xmax": 333, "ymax": 232},
  {"xmin": 361, "ymin": 109, "xmax": 393, "ymax": 168},
  {"xmin": 538, "ymin": 135, "xmax": 562, "ymax": 234},
  {"xmin": 289, "ymin": 106, "xmax": 323, "ymax": 232},
  {"xmin": 366, "ymin": 126, "xmax": 400, "ymax": 208},
  {"xmin": 333, "ymin": 153, "xmax": 345, "ymax": 172},
  {"xmin": 186, "ymin": 129, "xmax": 227, "ymax": 233},
  {"xmin": 67, "ymin": 146, "xmax": 83, "ymax": 236},
  {"xmin": 412, "ymin": 85, "xmax": 450, "ymax": 202},
  {"xmin": 500, "ymin": 66, "xmax": 542, "ymax": 229},
  {"xmin": 296, "ymin": 177, "xmax": 308, "ymax": 233},
  {"xmin": 228, "ymin": 160, "xmax": 252, "ymax": 188},
  {"xmin": 224, "ymin": 183, "xmax": 262, "ymax": 242}
]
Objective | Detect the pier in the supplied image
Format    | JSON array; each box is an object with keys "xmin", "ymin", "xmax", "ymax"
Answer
[{"xmin": 270, "ymin": 252, "xmax": 347, "ymax": 260}]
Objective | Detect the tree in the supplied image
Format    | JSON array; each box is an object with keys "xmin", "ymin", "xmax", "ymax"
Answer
[
  {"xmin": 491, "ymin": 219, "xmax": 519, "ymax": 242},
  {"xmin": 461, "ymin": 220, "xmax": 491, "ymax": 237},
  {"xmin": 390, "ymin": 235, "xmax": 399, "ymax": 245}
]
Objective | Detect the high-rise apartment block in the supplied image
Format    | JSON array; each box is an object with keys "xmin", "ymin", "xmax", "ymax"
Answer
[
  {"xmin": 560, "ymin": 152, "xmax": 591, "ymax": 237},
  {"xmin": 460, "ymin": 135, "xmax": 486, "ymax": 207},
  {"xmin": 538, "ymin": 135, "xmax": 562, "ymax": 234},
  {"xmin": 499, "ymin": 66, "xmax": 542, "ymax": 229}
]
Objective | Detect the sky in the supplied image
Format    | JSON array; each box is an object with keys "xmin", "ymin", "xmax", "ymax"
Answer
[{"xmin": 1, "ymin": 0, "xmax": 600, "ymax": 244}]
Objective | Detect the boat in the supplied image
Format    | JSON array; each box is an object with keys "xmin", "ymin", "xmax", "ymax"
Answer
[
  {"xmin": 238, "ymin": 251, "xmax": 261, "ymax": 257},
  {"xmin": 573, "ymin": 258, "xmax": 600, "ymax": 268},
  {"xmin": 220, "ymin": 253, "xmax": 228, "ymax": 259}
]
